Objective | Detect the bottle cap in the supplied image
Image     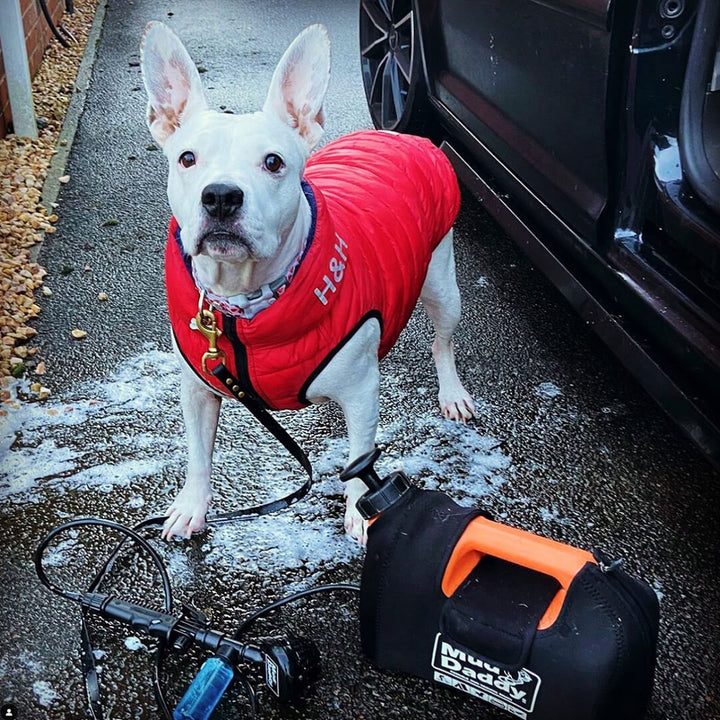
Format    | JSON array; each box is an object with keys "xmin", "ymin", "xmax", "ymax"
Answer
[{"xmin": 340, "ymin": 448, "xmax": 412, "ymax": 519}]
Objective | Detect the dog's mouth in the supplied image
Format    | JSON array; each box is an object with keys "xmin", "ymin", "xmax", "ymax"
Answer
[{"xmin": 198, "ymin": 230, "xmax": 253, "ymax": 259}]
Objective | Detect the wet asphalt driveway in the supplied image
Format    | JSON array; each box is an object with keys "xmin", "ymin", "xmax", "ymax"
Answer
[{"xmin": 1, "ymin": 1, "xmax": 719, "ymax": 719}]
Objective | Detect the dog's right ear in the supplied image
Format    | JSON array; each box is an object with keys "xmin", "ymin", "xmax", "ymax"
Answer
[{"xmin": 140, "ymin": 22, "xmax": 208, "ymax": 147}]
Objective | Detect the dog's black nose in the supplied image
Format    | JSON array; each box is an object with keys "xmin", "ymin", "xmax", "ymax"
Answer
[{"xmin": 201, "ymin": 183, "xmax": 244, "ymax": 220}]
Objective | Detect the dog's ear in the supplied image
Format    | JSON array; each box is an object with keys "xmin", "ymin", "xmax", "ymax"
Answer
[
  {"xmin": 140, "ymin": 22, "xmax": 208, "ymax": 147},
  {"xmin": 263, "ymin": 25, "xmax": 330, "ymax": 151}
]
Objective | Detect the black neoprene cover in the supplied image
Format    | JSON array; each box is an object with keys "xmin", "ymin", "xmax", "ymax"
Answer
[
  {"xmin": 360, "ymin": 487, "xmax": 659, "ymax": 720},
  {"xmin": 360, "ymin": 487, "xmax": 482, "ymax": 666}
]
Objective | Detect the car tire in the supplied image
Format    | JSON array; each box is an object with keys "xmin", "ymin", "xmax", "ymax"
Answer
[{"xmin": 359, "ymin": 0, "xmax": 435, "ymax": 137}]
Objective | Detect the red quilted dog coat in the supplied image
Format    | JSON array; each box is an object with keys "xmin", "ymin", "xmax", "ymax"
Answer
[{"xmin": 165, "ymin": 130, "xmax": 461, "ymax": 410}]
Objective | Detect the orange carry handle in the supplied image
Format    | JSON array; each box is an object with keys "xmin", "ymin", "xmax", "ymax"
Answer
[{"xmin": 442, "ymin": 516, "xmax": 596, "ymax": 630}]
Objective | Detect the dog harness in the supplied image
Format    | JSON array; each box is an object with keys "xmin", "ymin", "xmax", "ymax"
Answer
[{"xmin": 165, "ymin": 130, "xmax": 461, "ymax": 410}]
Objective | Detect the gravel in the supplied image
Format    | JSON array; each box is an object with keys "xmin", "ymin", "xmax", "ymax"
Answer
[{"xmin": 0, "ymin": 0, "xmax": 99, "ymax": 399}]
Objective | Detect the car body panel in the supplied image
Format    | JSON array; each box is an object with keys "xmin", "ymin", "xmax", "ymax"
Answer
[
  {"xmin": 375, "ymin": 0, "xmax": 720, "ymax": 463},
  {"xmin": 419, "ymin": 0, "xmax": 614, "ymax": 244}
]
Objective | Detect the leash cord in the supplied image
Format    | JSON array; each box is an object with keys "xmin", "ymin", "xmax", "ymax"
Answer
[
  {"xmin": 189, "ymin": 362, "xmax": 315, "ymax": 524},
  {"xmin": 35, "ymin": 517, "xmax": 360, "ymax": 719}
]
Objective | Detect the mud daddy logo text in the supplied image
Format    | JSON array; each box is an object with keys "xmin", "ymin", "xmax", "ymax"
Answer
[{"xmin": 431, "ymin": 634, "xmax": 541, "ymax": 719}]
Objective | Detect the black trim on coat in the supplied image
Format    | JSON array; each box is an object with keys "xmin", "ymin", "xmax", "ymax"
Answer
[{"xmin": 297, "ymin": 310, "xmax": 384, "ymax": 406}]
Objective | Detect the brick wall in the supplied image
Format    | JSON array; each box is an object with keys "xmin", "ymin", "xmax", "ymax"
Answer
[{"xmin": 0, "ymin": 0, "xmax": 65, "ymax": 138}]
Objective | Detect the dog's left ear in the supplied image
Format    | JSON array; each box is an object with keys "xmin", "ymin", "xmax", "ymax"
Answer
[
  {"xmin": 263, "ymin": 25, "xmax": 330, "ymax": 151},
  {"xmin": 140, "ymin": 22, "xmax": 208, "ymax": 147}
]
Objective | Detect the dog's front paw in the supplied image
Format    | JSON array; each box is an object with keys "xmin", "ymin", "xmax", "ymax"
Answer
[
  {"xmin": 440, "ymin": 385, "xmax": 476, "ymax": 422},
  {"xmin": 162, "ymin": 483, "xmax": 212, "ymax": 540},
  {"xmin": 343, "ymin": 478, "xmax": 368, "ymax": 546}
]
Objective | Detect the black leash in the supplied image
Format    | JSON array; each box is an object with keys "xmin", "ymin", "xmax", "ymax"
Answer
[
  {"xmin": 208, "ymin": 363, "xmax": 313, "ymax": 521},
  {"xmin": 185, "ymin": 294, "xmax": 315, "ymax": 522}
]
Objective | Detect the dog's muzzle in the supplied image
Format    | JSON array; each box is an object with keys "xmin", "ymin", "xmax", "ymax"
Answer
[{"xmin": 197, "ymin": 183, "xmax": 252, "ymax": 257}]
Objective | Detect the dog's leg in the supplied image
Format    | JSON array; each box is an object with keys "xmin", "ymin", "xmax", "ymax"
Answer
[
  {"xmin": 421, "ymin": 229, "xmax": 476, "ymax": 421},
  {"xmin": 163, "ymin": 354, "xmax": 221, "ymax": 539},
  {"xmin": 335, "ymin": 377, "xmax": 379, "ymax": 545},
  {"xmin": 305, "ymin": 318, "xmax": 381, "ymax": 544}
]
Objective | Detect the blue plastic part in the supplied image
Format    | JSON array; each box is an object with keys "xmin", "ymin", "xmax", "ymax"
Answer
[{"xmin": 173, "ymin": 656, "xmax": 234, "ymax": 720}]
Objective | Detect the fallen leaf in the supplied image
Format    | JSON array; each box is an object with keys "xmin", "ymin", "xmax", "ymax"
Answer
[
  {"xmin": 58, "ymin": 175, "xmax": 70, "ymax": 184},
  {"xmin": 71, "ymin": 329, "xmax": 87, "ymax": 339}
]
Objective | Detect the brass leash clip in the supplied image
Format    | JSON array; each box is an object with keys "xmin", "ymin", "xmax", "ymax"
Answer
[{"xmin": 193, "ymin": 291, "xmax": 226, "ymax": 374}]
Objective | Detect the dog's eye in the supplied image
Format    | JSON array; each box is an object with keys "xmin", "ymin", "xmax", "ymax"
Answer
[
  {"xmin": 264, "ymin": 153, "xmax": 284, "ymax": 173},
  {"xmin": 179, "ymin": 151, "xmax": 196, "ymax": 168}
]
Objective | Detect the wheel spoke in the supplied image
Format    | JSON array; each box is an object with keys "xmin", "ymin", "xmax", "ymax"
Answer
[
  {"xmin": 394, "ymin": 45, "xmax": 411, "ymax": 82},
  {"xmin": 392, "ymin": 9, "xmax": 412, "ymax": 85},
  {"xmin": 381, "ymin": 56, "xmax": 404, "ymax": 127},
  {"xmin": 361, "ymin": 0, "xmax": 390, "ymax": 32},
  {"xmin": 378, "ymin": 0, "xmax": 392, "ymax": 21},
  {"xmin": 393, "ymin": 10, "xmax": 412, "ymax": 34},
  {"xmin": 391, "ymin": 0, "xmax": 411, "ymax": 21},
  {"xmin": 361, "ymin": 32, "xmax": 389, "ymax": 60},
  {"xmin": 369, "ymin": 52, "xmax": 390, "ymax": 115}
]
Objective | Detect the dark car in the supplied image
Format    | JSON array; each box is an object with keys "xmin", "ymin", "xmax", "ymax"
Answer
[{"xmin": 359, "ymin": 0, "xmax": 720, "ymax": 465}]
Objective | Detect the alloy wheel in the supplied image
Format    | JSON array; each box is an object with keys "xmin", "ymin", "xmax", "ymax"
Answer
[{"xmin": 360, "ymin": 0, "xmax": 415, "ymax": 130}]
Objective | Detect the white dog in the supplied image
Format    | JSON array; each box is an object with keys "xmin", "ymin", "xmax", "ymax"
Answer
[{"xmin": 140, "ymin": 22, "xmax": 475, "ymax": 543}]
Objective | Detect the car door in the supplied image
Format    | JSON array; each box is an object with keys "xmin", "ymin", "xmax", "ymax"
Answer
[{"xmin": 420, "ymin": 0, "xmax": 617, "ymax": 247}]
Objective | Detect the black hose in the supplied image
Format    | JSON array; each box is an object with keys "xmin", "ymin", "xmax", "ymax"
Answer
[
  {"xmin": 234, "ymin": 584, "xmax": 361, "ymax": 640},
  {"xmin": 35, "ymin": 516, "xmax": 361, "ymax": 719},
  {"xmin": 37, "ymin": 0, "xmax": 70, "ymax": 48},
  {"xmin": 36, "ymin": 517, "xmax": 176, "ymax": 720},
  {"xmin": 34, "ymin": 517, "xmax": 174, "ymax": 610}
]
